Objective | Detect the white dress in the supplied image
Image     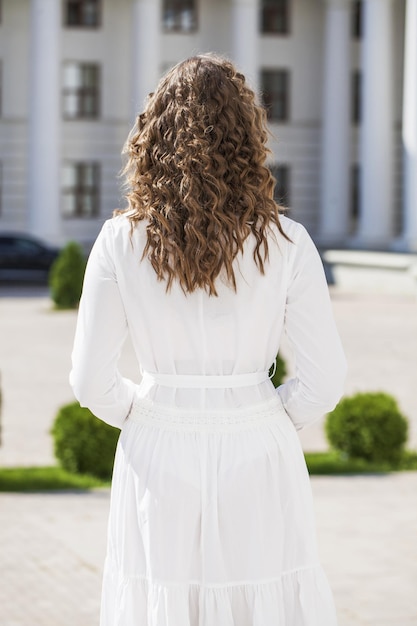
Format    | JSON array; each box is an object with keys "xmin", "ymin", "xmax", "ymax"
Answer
[{"xmin": 70, "ymin": 214, "xmax": 347, "ymax": 626}]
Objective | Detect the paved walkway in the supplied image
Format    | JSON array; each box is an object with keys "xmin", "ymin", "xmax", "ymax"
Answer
[
  {"xmin": 0, "ymin": 286, "xmax": 416, "ymax": 464},
  {"xmin": 0, "ymin": 474, "xmax": 416, "ymax": 626},
  {"xmin": 1, "ymin": 285, "xmax": 417, "ymax": 625}
]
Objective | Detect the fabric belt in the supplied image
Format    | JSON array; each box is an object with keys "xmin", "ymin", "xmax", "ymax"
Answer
[{"xmin": 141, "ymin": 370, "xmax": 271, "ymax": 389}]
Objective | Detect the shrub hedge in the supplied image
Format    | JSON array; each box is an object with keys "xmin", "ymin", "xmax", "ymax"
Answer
[
  {"xmin": 51, "ymin": 402, "xmax": 119, "ymax": 479},
  {"xmin": 270, "ymin": 354, "xmax": 287, "ymax": 388},
  {"xmin": 325, "ymin": 392, "xmax": 408, "ymax": 464},
  {"xmin": 49, "ymin": 241, "xmax": 86, "ymax": 309}
]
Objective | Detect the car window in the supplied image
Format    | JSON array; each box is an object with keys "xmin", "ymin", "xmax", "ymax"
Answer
[
  {"xmin": 14, "ymin": 239, "xmax": 44, "ymax": 254},
  {"xmin": 0, "ymin": 238, "xmax": 17, "ymax": 253}
]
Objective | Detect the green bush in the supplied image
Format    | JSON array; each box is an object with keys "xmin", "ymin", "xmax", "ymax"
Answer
[
  {"xmin": 51, "ymin": 402, "xmax": 120, "ymax": 479},
  {"xmin": 269, "ymin": 354, "xmax": 287, "ymax": 388},
  {"xmin": 49, "ymin": 241, "xmax": 86, "ymax": 309},
  {"xmin": 325, "ymin": 392, "xmax": 408, "ymax": 464}
]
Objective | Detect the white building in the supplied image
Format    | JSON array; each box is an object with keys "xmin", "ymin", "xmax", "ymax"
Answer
[{"xmin": 0, "ymin": 0, "xmax": 416, "ymax": 250}]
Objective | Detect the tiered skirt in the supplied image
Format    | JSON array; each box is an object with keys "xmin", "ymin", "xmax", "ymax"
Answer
[{"xmin": 100, "ymin": 397, "xmax": 337, "ymax": 625}]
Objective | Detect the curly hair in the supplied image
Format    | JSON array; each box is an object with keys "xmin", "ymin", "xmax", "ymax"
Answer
[{"xmin": 120, "ymin": 53, "xmax": 290, "ymax": 296}]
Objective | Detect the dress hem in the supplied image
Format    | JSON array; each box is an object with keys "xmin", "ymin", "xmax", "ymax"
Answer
[{"xmin": 110, "ymin": 562, "xmax": 323, "ymax": 589}]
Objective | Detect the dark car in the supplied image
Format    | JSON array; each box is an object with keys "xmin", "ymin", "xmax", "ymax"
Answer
[{"xmin": 0, "ymin": 233, "xmax": 61, "ymax": 282}]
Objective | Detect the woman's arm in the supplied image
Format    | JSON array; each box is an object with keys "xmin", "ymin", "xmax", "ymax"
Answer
[
  {"xmin": 276, "ymin": 224, "xmax": 347, "ymax": 430},
  {"xmin": 69, "ymin": 220, "xmax": 136, "ymax": 428}
]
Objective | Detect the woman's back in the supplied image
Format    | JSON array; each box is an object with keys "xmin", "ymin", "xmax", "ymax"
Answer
[
  {"xmin": 72, "ymin": 212, "xmax": 345, "ymax": 423},
  {"xmin": 70, "ymin": 54, "xmax": 346, "ymax": 626}
]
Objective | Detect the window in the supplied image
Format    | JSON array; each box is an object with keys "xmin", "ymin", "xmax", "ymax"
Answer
[
  {"xmin": 350, "ymin": 164, "xmax": 360, "ymax": 233},
  {"xmin": 352, "ymin": 1, "xmax": 362, "ymax": 39},
  {"xmin": 270, "ymin": 164, "xmax": 291, "ymax": 207},
  {"xmin": 261, "ymin": 70, "xmax": 289, "ymax": 122},
  {"xmin": 63, "ymin": 62, "xmax": 100, "ymax": 119},
  {"xmin": 162, "ymin": 0, "xmax": 197, "ymax": 32},
  {"xmin": 65, "ymin": 0, "xmax": 101, "ymax": 27},
  {"xmin": 352, "ymin": 70, "xmax": 361, "ymax": 125},
  {"xmin": 62, "ymin": 162, "xmax": 100, "ymax": 218},
  {"xmin": 261, "ymin": 0, "xmax": 289, "ymax": 35}
]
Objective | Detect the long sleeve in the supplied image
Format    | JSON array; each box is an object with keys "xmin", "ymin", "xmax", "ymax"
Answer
[
  {"xmin": 276, "ymin": 225, "xmax": 347, "ymax": 430},
  {"xmin": 69, "ymin": 220, "xmax": 136, "ymax": 428}
]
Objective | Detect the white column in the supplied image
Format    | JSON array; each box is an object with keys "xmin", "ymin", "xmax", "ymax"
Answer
[
  {"xmin": 28, "ymin": 0, "xmax": 61, "ymax": 242},
  {"xmin": 131, "ymin": 0, "xmax": 161, "ymax": 120},
  {"xmin": 320, "ymin": 0, "xmax": 351, "ymax": 242},
  {"xmin": 231, "ymin": 0, "xmax": 259, "ymax": 93},
  {"xmin": 401, "ymin": 0, "xmax": 417, "ymax": 251},
  {"xmin": 358, "ymin": 0, "xmax": 395, "ymax": 246}
]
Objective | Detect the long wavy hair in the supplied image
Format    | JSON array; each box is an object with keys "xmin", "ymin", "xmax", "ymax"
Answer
[{"xmin": 120, "ymin": 53, "xmax": 290, "ymax": 296}]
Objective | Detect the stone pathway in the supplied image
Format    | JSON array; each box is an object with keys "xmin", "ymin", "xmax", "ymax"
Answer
[
  {"xmin": 0, "ymin": 287, "xmax": 416, "ymax": 465},
  {"xmin": 1, "ymin": 285, "xmax": 417, "ymax": 625},
  {"xmin": 0, "ymin": 474, "xmax": 416, "ymax": 625}
]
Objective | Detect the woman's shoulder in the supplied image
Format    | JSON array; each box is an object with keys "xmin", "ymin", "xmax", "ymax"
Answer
[
  {"xmin": 103, "ymin": 211, "xmax": 147, "ymax": 241},
  {"xmin": 277, "ymin": 214, "xmax": 309, "ymax": 242},
  {"xmin": 106, "ymin": 210, "xmax": 136, "ymax": 230},
  {"xmin": 270, "ymin": 214, "xmax": 311, "ymax": 250}
]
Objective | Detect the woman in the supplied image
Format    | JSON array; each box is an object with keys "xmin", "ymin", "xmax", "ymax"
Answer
[{"xmin": 70, "ymin": 54, "xmax": 347, "ymax": 625}]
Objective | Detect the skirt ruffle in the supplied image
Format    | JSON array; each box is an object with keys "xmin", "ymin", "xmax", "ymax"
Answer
[
  {"xmin": 100, "ymin": 397, "xmax": 337, "ymax": 626},
  {"xmin": 101, "ymin": 564, "xmax": 337, "ymax": 626}
]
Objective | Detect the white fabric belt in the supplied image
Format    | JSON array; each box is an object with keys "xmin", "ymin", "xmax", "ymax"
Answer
[{"xmin": 141, "ymin": 371, "xmax": 270, "ymax": 389}]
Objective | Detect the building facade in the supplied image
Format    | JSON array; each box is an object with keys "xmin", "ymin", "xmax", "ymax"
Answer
[{"xmin": 0, "ymin": 0, "xmax": 416, "ymax": 250}]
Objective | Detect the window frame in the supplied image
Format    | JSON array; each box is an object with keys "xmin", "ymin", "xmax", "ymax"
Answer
[
  {"xmin": 62, "ymin": 62, "xmax": 101, "ymax": 120},
  {"xmin": 260, "ymin": 0, "xmax": 291, "ymax": 36},
  {"xmin": 352, "ymin": 0, "xmax": 362, "ymax": 40},
  {"xmin": 61, "ymin": 161, "xmax": 101, "ymax": 219},
  {"xmin": 64, "ymin": 0, "xmax": 102, "ymax": 28},
  {"xmin": 162, "ymin": 0, "xmax": 198, "ymax": 33},
  {"xmin": 270, "ymin": 164, "xmax": 291, "ymax": 208},
  {"xmin": 261, "ymin": 69, "xmax": 290, "ymax": 123},
  {"xmin": 352, "ymin": 70, "xmax": 361, "ymax": 125},
  {"xmin": 350, "ymin": 163, "xmax": 360, "ymax": 234}
]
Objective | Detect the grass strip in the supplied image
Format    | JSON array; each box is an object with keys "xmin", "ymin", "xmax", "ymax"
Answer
[
  {"xmin": 304, "ymin": 450, "xmax": 417, "ymax": 475},
  {"xmin": 0, "ymin": 451, "xmax": 416, "ymax": 492},
  {"xmin": 0, "ymin": 466, "xmax": 109, "ymax": 492}
]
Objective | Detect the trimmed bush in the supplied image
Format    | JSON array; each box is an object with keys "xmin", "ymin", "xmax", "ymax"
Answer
[
  {"xmin": 51, "ymin": 402, "xmax": 119, "ymax": 479},
  {"xmin": 270, "ymin": 354, "xmax": 287, "ymax": 388},
  {"xmin": 49, "ymin": 241, "xmax": 86, "ymax": 309},
  {"xmin": 325, "ymin": 392, "xmax": 408, "ymax": 464}
]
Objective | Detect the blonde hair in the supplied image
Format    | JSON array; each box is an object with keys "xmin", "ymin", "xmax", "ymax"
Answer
[{"xmin": 120, "ymin": 53, "xmax": 290, "ymax": 295}]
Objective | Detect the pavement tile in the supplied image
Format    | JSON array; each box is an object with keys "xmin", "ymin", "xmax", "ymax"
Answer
[
  {"xmin": 0, "ymin": 492, "xmax": 108, "ymax": 626},
  {"xmin": 312, "ymin": 474, "xmax": 417, "ymax": 626},
  {"xmin": 0, "ymin": 474, "xmax": 416, "ymax": 625},
  {"xmin": 1, "ymin": 288, "xmax": 417, "ymax": 625}
]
